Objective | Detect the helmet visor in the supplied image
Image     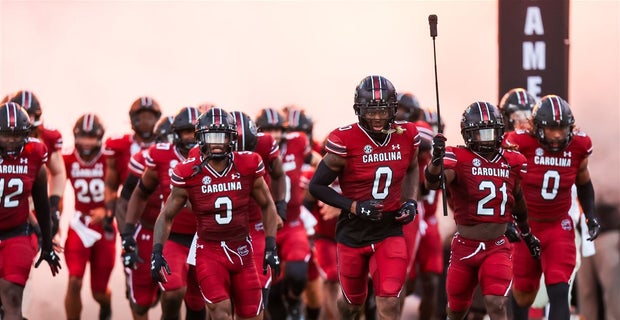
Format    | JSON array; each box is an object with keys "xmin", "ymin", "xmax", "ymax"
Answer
[
  {"xmin": 476, "ymin": 128, "xmax": 500, "ymax": 142},
  {"xmin": 198, "ymin": 131, "xmax": 229, "ymax": 144}
]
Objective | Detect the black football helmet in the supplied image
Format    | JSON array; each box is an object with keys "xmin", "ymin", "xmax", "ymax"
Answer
[
  {"xmin": 73, "ymin": 113, "xmax": 105, "ymax": 157},
  {"xmin": 231, "ymin": 111, "xmax": 258, "ymax": 151},
  {"xmin": 498, "ymin": 88, "xmax": 536, "ymax": 131},
  {"xmin": 129, "ymin": 96, "xmax": 162, "ymax": 140},
  {"xmin": 396, "ymin": 92, "xmax": 422, "ymax": 122},
  {"xmin": 154, "ymin": 116, "xmax": 175, "ymax": 144},
  {"xmin": 353, "ymin": 75, "xmax": 398, "ymax": 135},
  {"xmin": 0, "ymin": 102, "xmax": 32, "ymax": 159},
  {"xmin": 255, "ymin": 108, "xmax": 286, "ymax": 132},
  {"xmin": 532, "ymin": 95, "xmax": 575, "ymax": 152},
  {"xmin": 283, "ymin": 106, "xmax": 313, "ymax": 135},
  {"xmin": 8, "ymin": 90, "xmax": 43, "ymax": 127},
  {"xmin": 460, "ymin": 102, "xmax": 504, "ymax": 154},
  {"xmin": 195, "ymin": 107, "xmax": 237, "ymax": 160},
  {"xmin": 172, "ymin": 106, "xmax": 200, "ymax": 152}
]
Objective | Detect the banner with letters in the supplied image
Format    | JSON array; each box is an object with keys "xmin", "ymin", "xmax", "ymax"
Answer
[{"xmin": 498, "ymin": 0, "xmax": 569, "ymax": 101}]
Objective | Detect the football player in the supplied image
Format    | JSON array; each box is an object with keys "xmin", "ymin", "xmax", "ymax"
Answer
[
  {"xmin": 426, "ymin": 101, "xmax": 540, "ymax": 320},
  {"xmin": 151, "ymin": 108, "xmax": 280, "ymax": 319},
  {"xmin": 62, "ymin": 113, "xmax": 115, "ymax": 320},
  {"xmin": 309, "ymin": 75, "xmax": 420, "ymax": 319}
]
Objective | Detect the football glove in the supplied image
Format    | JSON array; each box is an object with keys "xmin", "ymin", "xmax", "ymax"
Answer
[
  {"xmin": 355, "ymin": 199, "xmax": 384, "ymax": 222},
  {"xmin": 263, "ymin": 236, "xmax": 281, "ymax": 277},
  {"xmin": 396, "ymin": 199, "xmax": 417, "ymax": 225}
]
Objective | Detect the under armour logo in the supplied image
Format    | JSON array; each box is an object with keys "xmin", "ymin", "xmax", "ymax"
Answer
[
  {"xmin": 141, "ymin": 234, "xmax": 151, "ymax": 241},
  {"xmin": 501, "ymin": 162, "xmax": 509, "ymax": 168},
  {"xmin": 392, "ymin": 144, "xmax": 400, "ymax": 150},
  {"xmin": 20, "ymin": 158, "xmax": 28, "ymax": 164},
  {"xmin": 361, "ymin": 208, "xmax": 371, "ymax": 215},
  {"xmin": 196, "ymin": 244, "xmax": 204, "ymax": 249},
  {"xmin": 563, "ymin": 151, "xmax": 572, "ymax": 157},
  {"xmin": 231, "ymin": 173, "xmax": 241, "ymax": 179}
]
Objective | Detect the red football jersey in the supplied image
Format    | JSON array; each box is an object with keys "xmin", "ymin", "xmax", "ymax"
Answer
[
  {"xmin": 145, "ymin": 143, "xmax": 196, "ymax": 234},
  {"xmin": 247, "ymin": 133, "xmax": 280, "ymax": 224},
  {"xmin": 281, "ymin": 131, "xmax": 311, "ymax": 222},
  {"xmin": 324, "ymin": 122, "xmax": 420, "ymax": 246},
  {"xmin": 170, "ymin": 151, "xmax": 265, "ymax": 242},
  {"xmin": 63, "ymin": 149, "xmax": 106, "ymax": 214},
  {"xmin": 35, "ymin": 124, "xmax": 63, "ymax": 153},
  {"xmin": 0, "ymin": 138, "xmax": 48, "ymax": 230},
  {"xmin": 127, "ymin": 150, "xmax": 165, "ymax": 226},
  {"xmin": 504, "ymin": 130, "xmax": 592, "ymax": 220},
  {"xmin": 103, "ymin": 134, "xmax": 153, "ymax": 183},
  {"xmin": 443, "ymin": 146, "xmax": 527, "ymax": 225},
  {"xmin": 325, "ymin": 122, "xmax": 420, "ymax": 212}
]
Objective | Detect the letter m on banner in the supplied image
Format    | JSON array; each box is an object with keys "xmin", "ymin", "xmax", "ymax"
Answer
[{"xmin": 499, "ymin": 0, "xmax": 569, "ymax": 101}]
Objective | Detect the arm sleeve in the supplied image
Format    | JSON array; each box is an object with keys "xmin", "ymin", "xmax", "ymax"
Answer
[
  {"xmin": 577, "ymin": 180, "xmax": 596, "ymax": 219},
  {"xmin": 32, "ymin": 168, "xmax": 52, "ymax": 252},
  {"xmin": 120, "ymin": 173, "xmax": 141, "ymax": 200},
  {"xmin": 309, "ymin": 161, "xmax": 353, "ymax": 212}
]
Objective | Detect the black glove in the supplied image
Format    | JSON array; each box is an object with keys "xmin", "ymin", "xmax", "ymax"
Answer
[
  {"xmin": 355, "ymin": 199, "xmax": 384, "ymax": 222},
  {"xmin": 586, "ymin": 216, "xmax": 601, "ymax": 241},
  {"xmin": 121, "ymin": 224, "xmax": 142, "ymax": 270},
  {"xmin": 431, "ymin": 133, "xmax": 447, "ymax": 166},
  {"xmin": 150, "ymin": 244, "xmax": 171, "ymax": 283},
  {"xmin": 263, "ymin": 236, "xmax": 281, "ymax": 277},
  {"xmin": 396, "ymin": 199, "xmax": 417, "ymax": 225},
  {"xmin": 35, "ymin": 250, "xmax": 62, "ymax": 276},
  {"xmin": 521, "ymin": 232, "xmax": 541, "ymax": 259},
  {"xmin": 49, "ymin": 195, "xmax": 61, "ymax": 236},
  {"xmin": 275, "ymin": 200, "xmax": 287, "ymax": 222},
  {"xmin": 505, "ymin": 222, "xmax": 521, "ymax": 243}
]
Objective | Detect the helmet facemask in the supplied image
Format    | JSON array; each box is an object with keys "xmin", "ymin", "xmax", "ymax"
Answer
[
  {"xmin": 74, "ymin": 134, "xmax": 102, "ymax": 157},
  {"xmin": 462, "ymin": 125, "xmax": 504, "ymax": 155},
  {"xmin": 131, "ymin": 110, "xmax": 160, "ymax": 140},
  {"xmin": 196, "ymin": 130, "xmax": 237, "ymax": 160},
  {"xmin": 174, "ymin": 128, "xmax": 197, "ymax": 154},
  {"xmin": 354, "ymin": 104, "xmax": 397, "ymax": 142},
  {"xmin": 0, "ymin": 131, "xmax": 30, "ymax": 159},
  {"xmin": 499, "ymin": 88, "xmax": 536, "ymax": 131},
  {"xmin": 155, "ymin": 116, "xmax": 175, "ymax": 144},
  {"xmin": 535, "ymin": 124, "xmax": 573, "ymax": 152},
  {"xmin": 73, "ymin": 113, "xmax": 104, "ymax": 158},
  {"xmin": 171, "ymin": 107, "xmax": 200, "ymax": 154}
]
